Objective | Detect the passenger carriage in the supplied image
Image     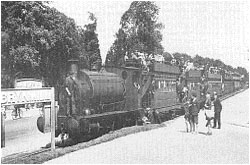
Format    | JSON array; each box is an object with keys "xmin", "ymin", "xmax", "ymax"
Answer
[
  {"xmin": 223, "ymin": 72, "xmax": 234, "ymax": 95},
  {"xmin": 206, "ymin": 67, "xmax": 223, "ymax": 97},
  {"xmin": 107, "ymin": 61, "xmax": 182, "ymax": 122},
  {"xmin": 185, "ymin": 69, "xmax": 202, "ymax": 100},
  {"xmin": 232, "ymin": 72, "xmax": 241, "ymax": 91},
  {"xmin": 148, "ymin": 62, "xmax": 181, "ymax": 120}
]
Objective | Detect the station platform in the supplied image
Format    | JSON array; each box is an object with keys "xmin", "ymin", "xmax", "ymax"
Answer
[{"xmin": 45, "ymin": 89, "xmax": 249, "ymax": 164}]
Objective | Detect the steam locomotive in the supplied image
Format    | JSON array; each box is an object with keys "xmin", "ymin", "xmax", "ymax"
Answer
[{"xmin": 37, "ymin": 59, "xmax": 244, "ymax": 142}]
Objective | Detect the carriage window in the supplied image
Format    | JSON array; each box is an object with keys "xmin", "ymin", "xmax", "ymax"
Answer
[
  {"xmin": 166, "ymin": 81, "xmax": 168, "ymax": 91},
  {"xmin": 167, "ymin": 81, "xmax": 170, "ymax": 92},
  {"xmin": 161, "ymin": 81, "xmax": 164, "ymax": 89},
  {"xmin": 193, "ymin": 83, "xmax": 196, "ymax": 90},
  {"xmin": 171, "ymin": 81, "xmax": 175, "ymax": 92},
  {"xmin": 158, "ymin": 81, "xmax": 161, "ymax": 89}
]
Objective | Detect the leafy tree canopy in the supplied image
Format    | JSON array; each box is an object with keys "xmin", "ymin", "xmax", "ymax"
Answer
[
  {"xmin": 81, "ymin": 12, "xmax": 102, "ymax": 70},
  {"xmin": 106, "ymin": 1, "xmax": 164, "ymax": 66},
  {"xmin": 1, "ymin": 1, "xmax": 101, "ymax": 88}
]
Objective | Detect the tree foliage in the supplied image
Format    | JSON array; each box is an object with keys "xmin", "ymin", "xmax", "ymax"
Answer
[
  {"xmin": 82, "ymin": 12, "xmax": 101, "ymax": 70},
  {"xmin": 106, "ymin": 1, "xmax": 164, "ymax": 66},
  {"xmin": 173, "ymin": 52, "xmax": 249, "ymax": 81},
  {"xmin": 1, "ymin": 2, "xmax": 101, "ymax": 88}
]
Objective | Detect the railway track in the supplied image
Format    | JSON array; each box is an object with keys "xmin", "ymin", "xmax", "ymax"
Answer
[
  {"xmin": 1, "ymin": 148, "xmax": 51, "ymax": 164},
  {"xmin": 220, "ymin": 88, "xmax": 245, "ymax": 101},
  {"xmin": 1, "ymin": 88, "xmax": 246, "ymax": 164}
]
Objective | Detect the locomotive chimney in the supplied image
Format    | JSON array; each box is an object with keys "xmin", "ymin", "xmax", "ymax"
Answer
[
  {"xmin": 67, "ymin": 59, "xmax": 79, "ymax": 75},
  {"xmin": 91, "ymin": 59, "xmax": 102, "ymax": 72}
]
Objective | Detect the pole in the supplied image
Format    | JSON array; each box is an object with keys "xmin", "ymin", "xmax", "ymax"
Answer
[
  {"xmin": 51, "ymin": 87, "xmax": 55, "ymax": 151},
  {"xmin": 55, "ymin": 101, "xmax": 58, "ymax": 131},
  {"xmin": 1, "ymin": 110, "xmax": 5, "ymax": 148}
]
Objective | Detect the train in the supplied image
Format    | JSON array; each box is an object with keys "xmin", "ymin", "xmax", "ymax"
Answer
[{"xmin": 37, "ymin": 58, "xmax": 245, "ymax": 143}]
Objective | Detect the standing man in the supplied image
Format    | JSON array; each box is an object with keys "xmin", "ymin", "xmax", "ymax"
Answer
[
  {"xmin": 176, "ymin": 77, "xmax": 183, "ymax": 102},
  {"xmin": 213, "ymin": 92, "xmax": 222, "ymax": 129},
  {"xmin": 189, "ymin": 93, "xmax": 199, "ymax": 134},
  {"xmin": 182, "ymin": 88, "xmax": 191, "ymax": 132}
]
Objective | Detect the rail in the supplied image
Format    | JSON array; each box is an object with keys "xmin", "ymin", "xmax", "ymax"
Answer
[{"xmin": 1, "ymin": 148, "xmax": 51, "ymax": 164}]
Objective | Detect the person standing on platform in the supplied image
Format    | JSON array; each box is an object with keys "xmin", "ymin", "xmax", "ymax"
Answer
[
  {"xmin": 213, "ymin": 92, "xmax": 222, "ymax": 129},
  {"xmin": 176, "ymin": 77, "xmax": 183, "ymax": 102},
  {"xmin": 189, "ymin": 93, "xmax": 199, "ymax": 134},
  {"xmin": 204, "ymin": 92, "xmax": 213, "ymax": 135},
  {"xmin": 182, "ymin": 88, "xmax": 191, "ymax": 132}
]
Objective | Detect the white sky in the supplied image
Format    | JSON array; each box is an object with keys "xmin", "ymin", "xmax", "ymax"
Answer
[{"xmin": 52, "ymin": 0, "xmax": 249, "ymax": 71}]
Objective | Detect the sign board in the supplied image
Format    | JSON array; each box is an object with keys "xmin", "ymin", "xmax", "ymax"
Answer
[
  {"xmin": 1, "ymin": 87, "xmax": 55, "ymax": 151},
  {"xmin": 15, "ymin": 78, "xmax": 43, "ymax": 89},
  {"xmin": 1, "ymin": 88, "xmax": 51, "ymax": 106}
]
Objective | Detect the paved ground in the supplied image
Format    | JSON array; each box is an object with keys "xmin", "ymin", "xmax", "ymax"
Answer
[
  {"xmin": 45, "ymin": 89, "xmax": 249, "ymax": 164},
  {"xmin": 1, "ymin": 108, "xmax": 50, "ymax": 157}
]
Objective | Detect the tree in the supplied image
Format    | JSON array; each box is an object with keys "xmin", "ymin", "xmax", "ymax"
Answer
[
  {"xmin": 213, "ymin": 59, "xmax": 225, "ymax": 68},
  {"xmin": 82, "ymin": 12, "xmax": 101, "ymax": 70},
  {"xmin": 1, "ymin": 1, "xmax": 86, "ymax": 88},
  {"xmin": 106, "ymin": 1, "xmax": 164, "ymax": 66},
  {"xmin": 1, "ymin": 1, "xmax": 49, "ymax": 87},
  {"xmin": 172, "ymin": 52, "xmax": 192, "ymax": 64},
  {"xmin": 236, "ymin": 66, "xmax": 249, "ymax": 82},
  {"xmin": 193, "ymin": 55, "xmax": 205, "ymax": 66},
  {"xmin": 162, "ymin": 52, "xmax": 173, "ymax": 62}
]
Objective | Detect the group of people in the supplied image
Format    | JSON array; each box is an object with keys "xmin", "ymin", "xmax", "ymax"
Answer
[{"xmin": 183, "ymin": 89, "xmax": 222, "ymax": 135}]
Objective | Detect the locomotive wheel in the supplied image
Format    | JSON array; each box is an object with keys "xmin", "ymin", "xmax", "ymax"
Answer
[
  {"xmin": 125, "ymin": 113, "xmax": 136, "ymax": 127},
  {"xmin": 88, "ymin": 122, "xmax": 101, "ymax": 136},
  {"xmin": 124, "ymin": 116, "xmax": 131, "ymax": 127},
  {"xmin": 135, "ymin": 117, "xmax": 139, "ymax": 126},
  {"xmin": 111, "ymin": 121, "xmax": 115, "ymax": 131},
  {"xmin": 131, "ymin": 116, "xmax": 136, "ymax": 126},
  {"xmin": 121, "ymin": 114, "xmax": 127, "ymax": 128},
  {"xmin": 80, "ymin": 119, "xmax": 90, "ymax": 134},
  {"xmin": 66, "ymin": 117, "xmax": 80, "ymax": 141},
  {"xmin": 114, "ymin": 116, "xmax": 123, "ymax": 130}
]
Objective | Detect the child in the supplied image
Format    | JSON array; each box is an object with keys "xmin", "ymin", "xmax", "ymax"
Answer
[
  {"xmin": 182, "ymin": 87, "xmax": 191, "ymax": 132},
  {"xmin": 183, "ymin": 93, "xmax": 191, "ymax": 132},
  {"xmin": 205, "ymin": 102, "xmax": 214, "ymax": 135},
  {"xmin": 204, "ymin": 92, "xmax": 214, "ymax": 135}
]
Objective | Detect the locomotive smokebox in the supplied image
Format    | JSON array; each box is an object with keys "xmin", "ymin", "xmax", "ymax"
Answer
[{"xmin": 67, "ymin": 59, "xmax": 79, "ymax": 75}]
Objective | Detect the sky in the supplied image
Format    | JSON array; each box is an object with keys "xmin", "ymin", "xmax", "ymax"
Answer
[{"xmin": 52, "ymin": 0, "xmax": 249, "ymax": 71}]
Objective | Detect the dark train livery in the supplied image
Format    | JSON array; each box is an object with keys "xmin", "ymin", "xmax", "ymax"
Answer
[{"xmin": 37, "ymin": 59, "xmax": 244, "ymax": 142}]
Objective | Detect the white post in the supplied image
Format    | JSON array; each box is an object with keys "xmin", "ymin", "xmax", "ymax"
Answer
[
  {"xmin": 51, "ymin": 87, "xmax": 55, "ymax": 151},
  {"xmin": 1, "ymin": 110, "xmax": 5, "ymax": 148},
  {"xmin": 55, "ymin": 101, "xmax": 58, "ymax": 132}
]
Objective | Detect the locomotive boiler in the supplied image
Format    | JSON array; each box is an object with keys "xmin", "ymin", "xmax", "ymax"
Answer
[{"xmin": 61, "ymin": 60, "xmax": 126, "ymax": 116}]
